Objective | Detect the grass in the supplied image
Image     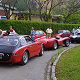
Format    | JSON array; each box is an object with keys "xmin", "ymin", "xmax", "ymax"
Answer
[
  {"xmin": 55, "ymin": 45, "xmax": 80, "ymax": 80},
  {"xmin": 51, "ymin": 54, "xmax": 57, "ymax": 65},
  {"xmin": 58, "ymin": 46, "xmax": 63, "ymax": 55},
  {"xmin": 51, "ymin": 46, "xmax": 63, "ymax": 65}
]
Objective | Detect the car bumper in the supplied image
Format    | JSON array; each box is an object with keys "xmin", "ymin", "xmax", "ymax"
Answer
[
  {"xmin": 70, "ymin": 37, "xmax": 80, "ymax": 42},
  {"xmin": 0, "ymin": 53, "xmax": 21, "ymax": 63}
]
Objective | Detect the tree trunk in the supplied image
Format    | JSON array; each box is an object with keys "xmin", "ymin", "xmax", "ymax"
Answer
[
  {"xmin": 40, "ymin": 11, "xmax": 42, "ymax": 21},
  {"xmin": 29, "ymin": 9, "xmax": 31, "ymax": 21},
  {"xmin": 4, "ymin": 10, "xmax": 9, "ymax": 19},
  {"xmin": 43, "ymin": 13, "xmax": 48, "ymax": 22},
  {"xmin": 49, "ymin": 0, "xmax": 53, "ymax": 14}
]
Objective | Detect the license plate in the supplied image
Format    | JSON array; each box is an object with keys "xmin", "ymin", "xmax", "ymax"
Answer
[{"xmin": 0, "ymin": 53, "xmax": 4, "ymax": 59}]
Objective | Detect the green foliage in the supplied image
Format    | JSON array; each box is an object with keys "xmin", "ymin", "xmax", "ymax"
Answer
[
  {"xmin": 15, "ymin": 0, "xmax": 27, "ymax": 11},
  {"xmin": 0, "ymin": 19, "xmax": 80, "ymax": 35},
  {"xmin": 53, "ymin": 15, "xmax": 64, "ymax": 23},
  {"xmin": 66, "ymin": 14, "xmax": 80, "ymax": 24},
  {"xmin": 20, "ymin": 11, "xmax": 29, "ymax": 20},
  {"xmin": 42, "ymin": 12, "xmax": 52, "ymax": 19}
]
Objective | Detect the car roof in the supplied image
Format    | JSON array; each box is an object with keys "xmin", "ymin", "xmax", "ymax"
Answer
[
  {"xmin": 58, "ymin": 30, "xmax": 69, "ymax": 31},
  {"xmin": 35, "ymin": 30, "xmax": 44, "ymax": 31}
]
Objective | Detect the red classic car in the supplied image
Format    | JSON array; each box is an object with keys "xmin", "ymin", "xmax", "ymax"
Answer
[
  {"xmin": 52, "ymin": 30, "xmax": 71, "ymax": 37},
  {"xmin": 34, "ymin": 30, "xmax": 70, "ymax": 50},
  {"xmin": 34, "ymin": 30, "xmax": 46, "ymax": 40},
  {"xmin": 0, "ymin": 35, "xmax": 44, "ymax": 65}
]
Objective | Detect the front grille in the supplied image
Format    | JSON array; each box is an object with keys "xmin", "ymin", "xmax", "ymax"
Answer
[{"xmin": 0, "ymin": 53, "xmax": 12, "ymax": 61}]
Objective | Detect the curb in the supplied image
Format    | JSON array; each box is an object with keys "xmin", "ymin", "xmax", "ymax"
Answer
[{"xmin": 52, "ymin": 45, "xmax": 80, "ymax": 80}]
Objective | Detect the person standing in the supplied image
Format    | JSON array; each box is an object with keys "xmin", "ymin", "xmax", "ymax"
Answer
[
  {"xmin": 46, "ymin": 27, "xmax": 53, "ymax": 38},
  {"xmin": 0, "ymin": 29, "xmax": 3, "ymax": 38},
  {"xmin": 72, "ymin": 27, "xmax": 76, "ymax": 34},
  {"xmin": 30, "ymin": 27, "xmax": 35, "ymax": 40},
  {"xmin": 76, "ymin": 27, "xmax": 80, "ymax": 34},
  {"xmin": 9, "ymin": 26, "xmax": 16, "ymax": 35}
]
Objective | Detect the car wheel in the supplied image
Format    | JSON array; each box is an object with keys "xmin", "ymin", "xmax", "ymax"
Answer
[
  {"xmin": 39, "ymin": 45, "xmax": 44, "ymax": 56},
  {"xmin": 71, "ymin": 40, "xmax": 74, "ymax": 43},
  {"xmin": 64, "ymin": 39, "xmax": 70, "ymax": 47},
  {"xmin": 21, "ymin": 51, "xmax": 29, "ymax": 65},
  {"xmin": 52, "ymin": 41, "xmax": 58, "ymax": 50}
]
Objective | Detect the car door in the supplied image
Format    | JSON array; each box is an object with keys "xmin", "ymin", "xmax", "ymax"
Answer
[{"xmin": 24, "ymin": 36, "xmax": 41, "ymax": 57}]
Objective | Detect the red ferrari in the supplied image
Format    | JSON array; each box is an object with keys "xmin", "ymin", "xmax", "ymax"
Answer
[
  {"xmin": 52, "ymin": 30, "xmax": 71, "ymax": 37},
  {"xmin": 0, "ymin": 35, "xmax": 44, "ymax": 65},
  {"xmin": 34, "ymin": 30, "xmax": 70, "ymax": 50}
]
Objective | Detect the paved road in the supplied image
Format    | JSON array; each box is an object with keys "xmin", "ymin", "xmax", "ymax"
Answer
[{"xmin": 0, "ymin": 43, "xmax": 79, "ymax": 80}]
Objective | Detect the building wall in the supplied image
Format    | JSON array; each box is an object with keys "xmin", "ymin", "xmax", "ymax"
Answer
[
  {"xmin": 10, "ymin": 14, "xmax": 18, "ymax": 20},
  {"xmin": 10, "ymin": 10, "xmax": 18, "ymax": 20},
  {"xmin": 31, "ymin": 16, "xmax": 41, "ymax": 21},
  {"xmin": 31, "ymin": 16, "xmax": 52, "ymax": 22},
  {"xmin": 0, "ymin": 10, "xmax": 5, "ymax": 16}
]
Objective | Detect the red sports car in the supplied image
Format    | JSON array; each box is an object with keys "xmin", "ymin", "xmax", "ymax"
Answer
[
  {"xmin": 0, "ymin": 35, "xmax": 44, "ymax": 65},
  {"xmin": 52, "ymin": 30, "xmax": 71, "ymax": 37},
  {"xmin": 34, "ymin": 30, "xmax": 46, "ymax": 40},
  {"xmin": 34, "ymin": 30, "xmax": 70, "ymax": 50}
]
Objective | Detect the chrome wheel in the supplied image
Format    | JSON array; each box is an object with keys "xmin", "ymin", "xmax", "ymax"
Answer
[
  {"xmin": 21, "ymin": 51, "xmax": 28, "ymax": 65},
  {"xmin": 65, "ymin": 40, "xmax": 70, "ymax": 47},
  {"xmin": 52, "ymin": 41, "xmax": 58, "ymax": 50}
]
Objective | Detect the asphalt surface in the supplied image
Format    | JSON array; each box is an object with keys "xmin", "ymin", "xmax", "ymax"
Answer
[{"xmin": 0, "ymin": 43, "xmax": 79, "ymax": 80}]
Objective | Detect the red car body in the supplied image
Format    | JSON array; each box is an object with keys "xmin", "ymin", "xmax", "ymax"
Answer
[
  {"xmin": 52, "ymin": 30, "xmax": 71, "ymax": 37},
  {"xmin": 34, "ymin": 30, "xmax": 46, "ymax": 40},
  {"xmin": 0, "ymin": 35, "xmax": 43, "ymax": 64},
  {"xmin": 33, "ymin": 30, "xmax": 70, "ymax": 49}
]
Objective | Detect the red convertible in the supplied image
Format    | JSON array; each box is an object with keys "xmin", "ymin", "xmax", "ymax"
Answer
[
  {"xmin": 52, "ymin": 30, "xmax": 71, "ymax": 37},
  {"xmin": 34, "ymin": 30, "xmax": 70, "ymax": 50},
  {"xmin": 0, "ymin": 35, "xmax": 44, "ymax": 65}
]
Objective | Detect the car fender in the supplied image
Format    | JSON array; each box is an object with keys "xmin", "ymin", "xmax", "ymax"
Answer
[
  {"xmin": 11, "ymin": 45, "xmax": 30, "ymax": 63},
  {"xmin": 44, "ymin": 38, "xmax": 58, "ymax": 48}
]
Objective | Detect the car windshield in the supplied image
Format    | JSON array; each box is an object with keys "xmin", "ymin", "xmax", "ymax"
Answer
[
  {"xmin": 58, "ymin": 30, "xmax": 63, "ymax": 34},
  {"xmin": 0, "ymin": 37, "xmax": 19, "ymax": 46}
]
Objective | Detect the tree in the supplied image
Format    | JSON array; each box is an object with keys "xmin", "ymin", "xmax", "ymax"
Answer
[
  {"xmin": 15, "ymin": 0, "xmax": 27, "ymax": 11},
  {"xmin": 62, "ymin": 0, "xmax": 80, "ymax": 23},
  {"xmin": 34, "ymin": 0, "xmax": 63, "ymax": 21},
  {"xmin": 24, "ymin": 0, "xmax": 38, "ymax": 20},
  {"xmin": 1, "ymin": 0, "xmax": 17, "ymax": 19}
]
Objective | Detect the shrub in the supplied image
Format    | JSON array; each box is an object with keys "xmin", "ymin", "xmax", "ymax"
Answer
[
  {"xmin": 0, "ymin": 19, "xmax": 80, "ymax": 35},
  {"xmin": 65, "ymin": 14, "xmax": 80, "ymax": 24}
]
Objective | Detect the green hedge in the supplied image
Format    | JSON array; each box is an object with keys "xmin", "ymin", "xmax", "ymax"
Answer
[{"xmin": 0, "ymin": 19, "xmax": 80, "ymax": 34}]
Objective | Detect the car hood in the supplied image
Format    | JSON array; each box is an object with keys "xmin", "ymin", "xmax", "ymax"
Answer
[{"xmin": 0, "ymin": 45, "xmax": 18, "ymax": 53}]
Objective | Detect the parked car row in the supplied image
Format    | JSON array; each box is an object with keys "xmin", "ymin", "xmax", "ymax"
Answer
[
  {"xmin": 0, "ymin": 29, "xmax": 79, "ymax": 65},
  {"xmin": 34, "ymin": 30, "xmax": 70, "ymax": 50}
]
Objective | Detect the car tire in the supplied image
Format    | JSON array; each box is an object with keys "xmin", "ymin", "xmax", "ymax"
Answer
[
  {"xmin": 52, "ymin": 41, "xmax": 58, "ymax": 50},
  {"xmin": 20, "ymin": 50, "xmax": 29, "ymax": 65},
  {"xmin": 71, "ymin": 40, "xmax": 74, "ymax": 43},
  {"xmin": 64, "ymin": 39, "xmax": 70, "ymax": 47},
  {"xmin": 39, "ymin": 45, "xmax": 44, "ymax": 56}
]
